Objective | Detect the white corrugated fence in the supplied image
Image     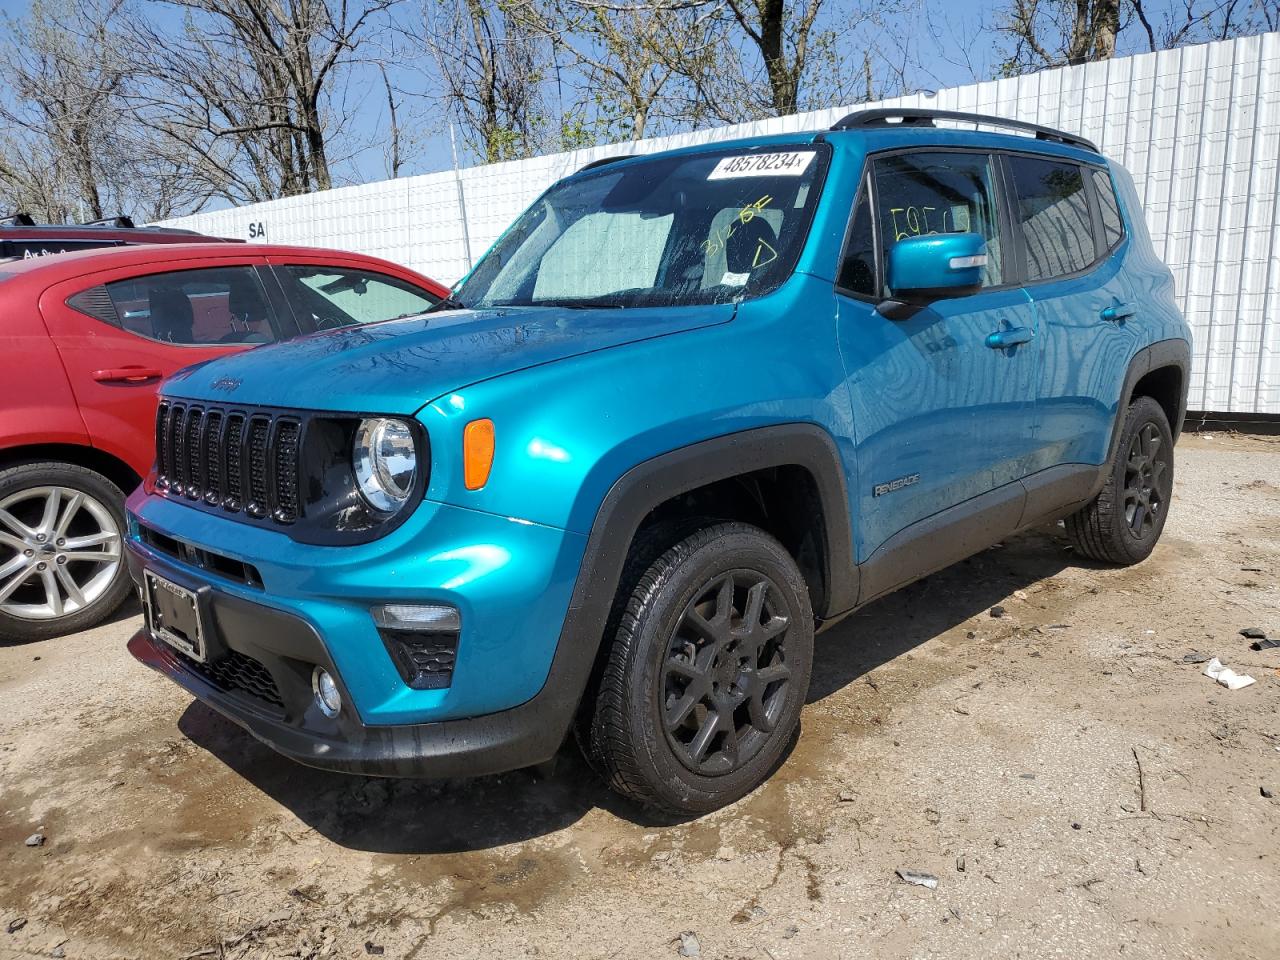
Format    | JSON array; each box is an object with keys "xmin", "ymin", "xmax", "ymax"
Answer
[{"xmin": 160, "ymin": 33, "xmax": 1280, "ymax": 414}]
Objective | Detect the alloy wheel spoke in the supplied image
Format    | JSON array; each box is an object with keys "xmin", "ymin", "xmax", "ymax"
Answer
[
  {"xmin": 55, "ymin": 565, "xmax": 86, "ymax": 608},
  {"xmin": 63, "ymin": 530, "xmax": 118, "ymax": 551},
  {"xmin": 688, "ymin": 709, "xmax": 722, "ymax": 763},
  {"xmin": 718, "ymin": 717, "xmax": 740, "ymax": 767},
  {"xmin": 0, "ymin": 554, "xmax": 27, "ymax": 580},
  {"xmin": 713, "ymin": 574, "xmax": 734, "ymax": 623},
  {"xmin": 742, "ymin": 580, "xmax": 768, "ymax": 629},
  {"xmin": 40, "ymin": 568, "xmax": 64, "ymax": 617},
  {"xmin": 53, "ymin": 492, "xmax": 84, "ymax": 539},
  {"xmin": 0, "ymin": 530, "xmax": 26, "ymax": 553},
  {"xmin": 62, "ymin": 547, "xmax": 120, "ymax": 564},
  {"xmin": 36, "ymin": 489, "xmax": 61, "ymax": 537},
  {"xmin": 0, "ymin": 564, "xmax": 32, "ymax": 604},
  {"xmin": 665, "ymin": 691, "xmax": 699, "ymax": 732},
  {"xmin": 0, "ymin": 508, "xmax": 37, "ymax": 541}
]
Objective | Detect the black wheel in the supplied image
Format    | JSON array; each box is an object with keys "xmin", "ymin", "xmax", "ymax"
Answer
[
  {"xmin": 582, "ymin": 522, "xmax": 814, "ymax": 815},
  {"xmin": 0, "ymin": 462, "xmax": 132, "ymax": 643},
  {"xmin": 1066, "ymin": 396, "xmax": 1175, "ymax": 565}
]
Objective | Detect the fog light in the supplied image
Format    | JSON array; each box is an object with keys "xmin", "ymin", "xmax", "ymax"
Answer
[{"xmin": 312, "ymin": 667, "xmax": 342, "ymax": 718}]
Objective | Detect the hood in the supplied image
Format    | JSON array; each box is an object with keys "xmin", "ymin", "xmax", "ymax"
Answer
[{"xmin": 165, "ymin": 303, "xmax": 735, "ymax": 414}]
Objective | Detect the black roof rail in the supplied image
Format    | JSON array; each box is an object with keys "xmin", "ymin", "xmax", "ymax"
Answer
[
  {"xmin": 80, "ymin": 215, "xmax": 135, "ymax": 228},
  {"xmin": 1, "ymin": 212, "xmax": 37, "ymax": 226},
  {"xmin": 576, "ymin": 154, "xmax": 631, "ymax": 174},
  {"xmin": 830, "ymin": 108, "xmax": 1099, "ymax": 154}
]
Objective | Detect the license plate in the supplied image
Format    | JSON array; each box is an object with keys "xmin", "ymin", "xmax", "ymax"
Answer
[{"xmin": 144, "ymin": 571, "xmax": 205, "ymax": 662}]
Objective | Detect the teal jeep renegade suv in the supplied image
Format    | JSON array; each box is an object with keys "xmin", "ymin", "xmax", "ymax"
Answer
[{"xmin": 125, "ymin": 109, "xmax": 1191, "ymax": 815}]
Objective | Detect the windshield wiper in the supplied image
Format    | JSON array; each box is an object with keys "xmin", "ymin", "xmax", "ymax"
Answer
[
  {"xmin": 425, "ymin": 294, "xmax": 467, "ymax": 312},
  {"xmin": 529, "ymin": 298, "xmax": 628, "ymax": 309}
]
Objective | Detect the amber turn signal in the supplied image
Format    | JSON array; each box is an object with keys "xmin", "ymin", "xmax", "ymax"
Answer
[{"xmin": 463, "ymin": 419, "xmax": 495, "ymax": 490}]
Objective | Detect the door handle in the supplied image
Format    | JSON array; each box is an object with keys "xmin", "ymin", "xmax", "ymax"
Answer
[
  {"xmin": 985, "ymin": 327, "xmax": 1035, "ymax": 349},
  {"xmin": 92, "ymin": 366, "xmax": 163, "ymax": 383},
  {"xmin": 1100, "ymin": 302, "xmax": 1136, "ymax": 322}
]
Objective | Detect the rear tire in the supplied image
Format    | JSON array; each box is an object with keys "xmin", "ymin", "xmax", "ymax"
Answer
[
  {"xmin": 1065, "ymin": 396, "xmax": 1174, "ymax": 566},
  {"xmin": 582, "ymin": 522, "xmax": 814, "ymax": 816},
  {"xmin": 0, "ymin": 462, "xmax": 132, "ymax": 643}
]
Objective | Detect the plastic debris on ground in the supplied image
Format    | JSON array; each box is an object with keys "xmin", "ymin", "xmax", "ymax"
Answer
[
  {"xmin": 1202, "ymin": 658, "xmax": 1256, "ymax": 691},
  {"xmin": 896, "ymin": 869, "xmax": 939, "ymax": 890}
]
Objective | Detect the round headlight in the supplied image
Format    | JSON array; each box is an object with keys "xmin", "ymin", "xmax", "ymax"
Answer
[{"xmin": 353, "ymin": 418, "xmax": 417, "ymax": 512}]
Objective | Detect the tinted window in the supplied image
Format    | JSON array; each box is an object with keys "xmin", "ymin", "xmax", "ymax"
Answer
[
  {"xmin": 104, "ymin": 267, "xmax": 277, "ymax": 345},
  {"xmin": 872, "ymin": 152, "xmax": 1004, "ymax": 286},
  {"xmin": 281, "ymin": 266, "xmax": 440, "ymax": 329},
  {"xmin": 838, "ymin": 181, "xmax": 876, "ymax": 297},
  {"xmin": 1009, "ymin": 157, "xmax": 1094, "ymax": 280},
  {"xmin": 1091, "ymin": 168, "xmax": 1124, "ymax": 249}
]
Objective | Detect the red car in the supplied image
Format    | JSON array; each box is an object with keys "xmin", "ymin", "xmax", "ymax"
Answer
[{"xmin": 0, "ymin": 243, "xmax": 449, "ymax": 641}]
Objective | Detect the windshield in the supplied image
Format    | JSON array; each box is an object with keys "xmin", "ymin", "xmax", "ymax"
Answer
[{"xmin": 452, "ymin": 145, "xmax": 829, "ymax": 310}]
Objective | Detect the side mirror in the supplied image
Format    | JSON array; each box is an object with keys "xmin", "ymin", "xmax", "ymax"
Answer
[{"xmin": 885, "ymin": 233, "xmax": 987, "ymax": 307}]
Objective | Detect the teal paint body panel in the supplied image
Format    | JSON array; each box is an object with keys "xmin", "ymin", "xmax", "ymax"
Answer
[{"xmin": 124, "ymin": 118, "xmax": 1191, "ymax": 776}]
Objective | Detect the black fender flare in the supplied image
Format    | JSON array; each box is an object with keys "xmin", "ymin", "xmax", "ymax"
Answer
[
  {"xmin": 524, "ymin": 423, "xmax": 856, "ymax": 756},
  {"xmin": 1107, "ymin": 338, "xmax": 1190, "ymax": 466}
]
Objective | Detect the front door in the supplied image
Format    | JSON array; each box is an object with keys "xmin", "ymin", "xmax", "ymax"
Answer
[{"xmin": 835, "ymin": 150, "xmax": 1041, "ymax": 563}]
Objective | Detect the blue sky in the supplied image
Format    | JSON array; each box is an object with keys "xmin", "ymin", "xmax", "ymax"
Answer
[{"xmin": 0, "ymin": 0, "xmax": 1261, "ymax": 191}]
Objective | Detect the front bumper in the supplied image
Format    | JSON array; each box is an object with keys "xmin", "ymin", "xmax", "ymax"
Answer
[{"xmin": 125, "ymin": 488, "xmax": 593, "ymax": 778}]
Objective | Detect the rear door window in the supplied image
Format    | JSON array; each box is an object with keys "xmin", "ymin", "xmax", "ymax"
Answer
[
  {"xmin": 102, "ymin": 266, "xmax": 279, "ymax": 345},
  {"xmin": 1007, "ymin": 156, "xmax": 1096, "ymax": 280},
  {"xmin": 871, "ymin": 152, "xmax": 1005, "ymax": 287}
]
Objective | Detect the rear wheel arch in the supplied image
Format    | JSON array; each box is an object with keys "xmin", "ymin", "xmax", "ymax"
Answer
[
  {"xmin": 0, "ymin": 443, "xmax": 142, "ymax": 498},
  {"xmin": 1109, "ymin": 339, "xmax": 1190, "ymax": 464}
]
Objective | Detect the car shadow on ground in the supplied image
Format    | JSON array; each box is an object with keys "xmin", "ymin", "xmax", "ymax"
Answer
[
  {"xmin": 177, "ymin": 525, "xmax": 1086, "ymax": 855},
  {"xmin": 1, "ymin": 593, "xmax": 142, "ymax": 648}
]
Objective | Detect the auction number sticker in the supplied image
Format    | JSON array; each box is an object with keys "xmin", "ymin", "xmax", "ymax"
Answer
[{"xmin": 707, "ymin": 152, "xmax": 815, "ymax": 179}]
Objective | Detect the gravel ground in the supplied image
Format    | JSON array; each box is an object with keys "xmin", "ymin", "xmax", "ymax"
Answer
[{"xmin": 1, "ymin": 432, "xmax": 1278, "ymax": 960}]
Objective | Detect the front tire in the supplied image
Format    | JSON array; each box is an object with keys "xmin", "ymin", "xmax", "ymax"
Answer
[
  {"xmin": 582, "ymin": 522, "xmax": 814, "ymax": 816},
  {"xmin": 0, "ymin": 462, "xmax": 132, "ymax": 643},
  {"xmin": 1065, "ymin": 395, "xmax": 1175, "ymax": 565}
]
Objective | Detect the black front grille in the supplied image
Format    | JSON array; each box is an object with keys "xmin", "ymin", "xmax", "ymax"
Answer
[
  {"xmin": 178, "ymin": 647, "xmax": 284, "ymax": 709},
  {"xmin": 156, "ymin": 401, "xmax": 301, "ymax": 524}
]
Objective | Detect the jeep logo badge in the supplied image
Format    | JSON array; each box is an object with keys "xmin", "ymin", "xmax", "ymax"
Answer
[{"xmin": 210, "ymin": 376, "xmax": 242, "ymax": 393}]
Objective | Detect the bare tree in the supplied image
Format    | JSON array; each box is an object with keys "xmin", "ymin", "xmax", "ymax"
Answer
[
  {"xmin": 1130, "ymin": 0, "xmax": 1278, "ymax": 50},
  {"xmin": 520, "ymin": 0, "xmax": 726, "ymax": 140},
  {"xmin": 128, "ymin": 0, "xmax": 397, "ymax": 203},
  {"xmin": 998, "ymin": 0, "xmax": 1276, "ymax": 74},
  {"xmin": 718, "ymin": 0, "xmax": 826, "ymax": 115},
  {"xmin": 413, "ymin": 0, "xmax": 550, "ymax": 163},
  {"xmin": 0, "ymin": 0, "xmax": 208, "ymax": 222}
]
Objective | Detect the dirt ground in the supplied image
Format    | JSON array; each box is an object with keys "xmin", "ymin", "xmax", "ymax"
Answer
[{"xmin": 1, "ymin": 432, "xmax": 1278, "ymax": 960}]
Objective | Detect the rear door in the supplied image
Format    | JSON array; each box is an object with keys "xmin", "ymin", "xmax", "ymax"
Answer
[
  {"xmin": 1004, "ymin": 154, "xmax": 1137, "ymax": 469},
  {"xmin": 39, "ymin": 259, "xmax": 288, "ymax": 477},
  {"xmin": 835, "ymin": 149, "xmax": 1041, "ymax": 562}
]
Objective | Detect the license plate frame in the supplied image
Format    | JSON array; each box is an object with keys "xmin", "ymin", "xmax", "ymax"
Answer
[{"xmin": 144, "ymin": 570, "xmax": 205, "ymax": 662}]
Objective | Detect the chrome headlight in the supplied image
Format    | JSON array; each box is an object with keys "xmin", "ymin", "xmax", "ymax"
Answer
[{"xmin": 353, "ymin": 418, "xmax": 417, "ymax": 512}]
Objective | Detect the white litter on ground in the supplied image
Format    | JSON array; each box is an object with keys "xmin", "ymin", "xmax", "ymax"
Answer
[{"xmin": 1202, "ymin": 658, "xmax": 1256, "ymax": 691}]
